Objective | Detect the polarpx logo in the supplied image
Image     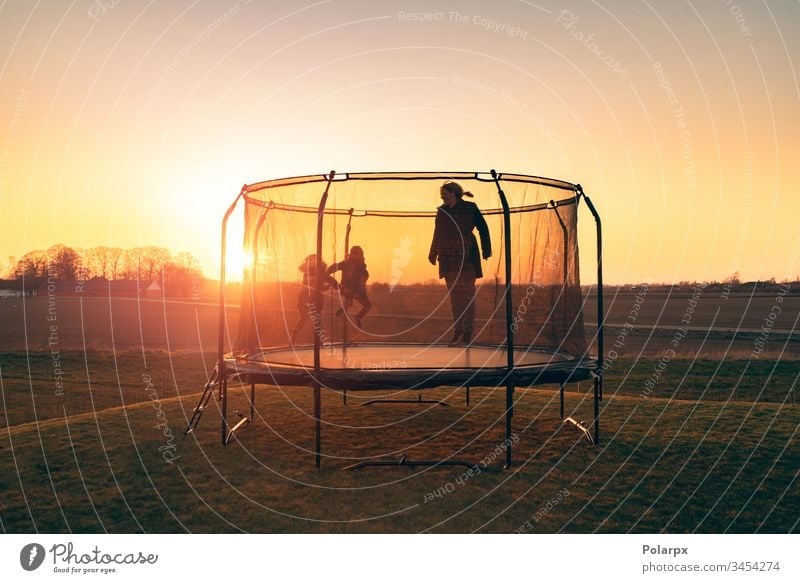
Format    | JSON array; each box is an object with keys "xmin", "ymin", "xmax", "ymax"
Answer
[{"xmin": 20, "ymin": 543, "xmax": 46, "ymax": 571}]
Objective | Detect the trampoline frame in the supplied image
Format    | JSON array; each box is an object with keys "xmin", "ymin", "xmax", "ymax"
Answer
[{"xmin": 185, "ymin": 170, "xmax": 604, "ymax": 469}]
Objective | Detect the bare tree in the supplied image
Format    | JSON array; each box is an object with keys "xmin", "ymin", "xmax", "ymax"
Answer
[
  {"xmin": 108, "ymin": 247, "xmax": 123, "ymax": 280},
  {"xmin": 86, "ymin": 247, "xmax": 110, "ymax": 279},
  {"xmin": 140, "ymin": 246, "xmax": 172, "ymax": 282},
  {"xmin": 46, "ymin": 244, "xmax": 80, "ymax": 280},
  {"xmin": 121, "ymin": 247, "xmax": 143, "ymax": 280},
  {"xmin": 14, "ymin": 250, "xmax": 48, "ymax": 279},
  {"xmin": 163, "ymin": 252, "xmax": 202, "ymax": 296}
]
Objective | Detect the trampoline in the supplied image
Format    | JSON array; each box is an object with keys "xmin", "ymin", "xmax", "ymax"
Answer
[
  {"xmin": 186, "ymin": 170, "xmax": 604, "ymax": 469},
  {"xmin": 227, "ymin": 343, "xmax": 594, "ymax": 390}
]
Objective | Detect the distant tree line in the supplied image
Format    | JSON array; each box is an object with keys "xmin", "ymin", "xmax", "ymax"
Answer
[{"xmin": 4, "ymin": 244, "xmax": 204, "ymax": 297}]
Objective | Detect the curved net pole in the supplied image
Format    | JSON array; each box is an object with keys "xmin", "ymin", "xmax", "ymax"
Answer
[
  {"xmin": 550, "ymin": 200, "xmax": 569, "ymax": 421},
  {"xmin": 313, "ymin": 171, "xmax": 336, "ymax": 467},
  {"xmin": 246, "ymin": 206, "xmax": 272, "ymax": 421},
  {"xmin": 219, "ymin": 186, "xmax": 246, "ymax": 446},
  {"xmin": 576, "ymin": 184, "xmax": 603, "ymax": 445},
  {"xmin": 550, "ymin": 200, "xmax": 570, "ymax": 347},
  {"xmin": 491, "ymin": 169, "xmax": 515, "ymax": 470},
  {"xmin": 342, "ymin": 209, "xmax": 354, "ymax": 345},
  {"xmin": 339, "ymin": 208, "xmax": 354, "ymax": 406}
]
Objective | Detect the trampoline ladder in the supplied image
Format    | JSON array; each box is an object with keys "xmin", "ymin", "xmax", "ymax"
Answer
[{"xmin": 185, "ymin": 367, "xmax": 219, "ymax": 435}]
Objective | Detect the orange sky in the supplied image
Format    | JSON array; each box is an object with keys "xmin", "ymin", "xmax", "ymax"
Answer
[{"xmin": 1, "ymin": 0, "xmax": 798, "ymax": 283}]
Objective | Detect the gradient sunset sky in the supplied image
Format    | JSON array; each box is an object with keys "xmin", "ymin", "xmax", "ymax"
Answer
[{"xmin": 0, "ymin": 0, "xmax": 798, "ymax": 284}]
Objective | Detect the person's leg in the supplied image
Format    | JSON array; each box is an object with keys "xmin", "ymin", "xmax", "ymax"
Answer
[
  {"xmin": 336, "ymin": 293, "xmax": 353, "ymax": 316},
  {"xmin": 460, "ymin": 271, "xmax": 477, "ymax": 342},
  {"xmin": 310, "ymin": 295, "xmax": 324, "ymax": 340},
  {"xmin": 291, "ymin": 293, "xmax": 310, "ymax": 343},
  {"xmin": 452, "ymin": 266, "xmax": 477, "ymax": 343},
  {"xmin": 354, "ymin": 292, "xmax": 371, "ymax": 320},
  {"xmin": 444, "ymin": 271, "xmax": 462, "ymax": 340}
]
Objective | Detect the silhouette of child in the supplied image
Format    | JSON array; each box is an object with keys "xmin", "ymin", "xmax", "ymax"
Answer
[
  {"xmin": 291, "ymin": 254, "xmax": 338, "ymax": 344},
  {"xmin": 328, "ymin": 245, "xmax": 371, "ymax": 328}
]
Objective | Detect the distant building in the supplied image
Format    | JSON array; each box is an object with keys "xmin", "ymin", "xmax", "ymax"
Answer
[{"xmin": 146, "ymin": 280, "xmax": 164, "ymax": 298}]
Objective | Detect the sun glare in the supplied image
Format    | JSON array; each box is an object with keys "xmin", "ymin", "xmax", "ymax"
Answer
[{"xmin": 225, "ymin": 247, "xmax": 252, "ymax": 282}]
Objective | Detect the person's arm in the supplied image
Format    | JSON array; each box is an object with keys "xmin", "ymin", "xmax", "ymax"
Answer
[
  {"xmin": 474, "ymin": 205, "xmax": 492, "ymax": 259},
  {"xmin": 429, "ymin": 211, "xmax": 440, "ymax": 265}
]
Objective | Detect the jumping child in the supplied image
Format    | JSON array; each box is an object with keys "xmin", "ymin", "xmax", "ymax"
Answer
[
  {"xmin": 328, "ymin": 245, "xmax": 371, "ymax": 328},
  {"xmin": 290, "ymin": 254, "xmax": 338, "ymax": 344}
]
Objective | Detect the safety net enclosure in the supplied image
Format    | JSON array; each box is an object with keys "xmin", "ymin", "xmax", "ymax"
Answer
[
  {"xmin": 187, "ymin": 171, "xmax": 604, "ymax": 466},
  {"xmin": 236, "ymin": 171, "xmax": 586, "ymax": 356}
]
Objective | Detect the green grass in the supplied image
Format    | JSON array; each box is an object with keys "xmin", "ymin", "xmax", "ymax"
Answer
[
  {"xmin": 602, "ymin": 358, "xmax": 799, "ymax": 404},
  {"xmin": 1, "ymin": 355, "xmax": 798, "ymax": 533},
  {"xmin": 0, "ymin": 350, "xmax": 216, "ymax": 428}
]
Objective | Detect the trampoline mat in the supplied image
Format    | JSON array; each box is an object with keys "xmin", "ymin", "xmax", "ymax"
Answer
[{"xmin": 226, "ymin": 343, "xmax": 595, "ymax": 390}]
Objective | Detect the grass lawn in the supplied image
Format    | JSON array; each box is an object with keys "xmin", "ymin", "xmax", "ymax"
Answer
[{"xmin": 1, "ymin": 352, "xmax": 797, "ymax": 533}]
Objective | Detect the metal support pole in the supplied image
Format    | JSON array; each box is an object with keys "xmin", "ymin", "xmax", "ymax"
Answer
[
  {"xmin": 465, "ymin": 385, "xmax": 470, "ymax": 406},
  {"xmin": 313, "ymin": 171, "xmax": 336, "ymax": 467},
  {"xmin": 250, "ymin": 383, "xmax": 255, "ymax": 420},
  {"xmin": 560, "ymin": 383, "xmax": 565, "ymax": 420},
  {"xmin": 219, "ymin": 187, "xmax": 245, "ymax": 446},
  {"xmin": 314, "ymin": 385, "xmax": 321, "ymax": 468},
  {"xmin": 491, "ymin": 169, "xmax": 515, "ymax": 469},
  {"xmin": 578, "ymin": 184, "xmax": 603, "ymax": 445}
]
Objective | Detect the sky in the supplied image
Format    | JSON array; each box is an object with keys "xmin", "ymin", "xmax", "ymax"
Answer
[{"xmin": 0, "ymin": 0, "xmax": 798, "ymax": 284}]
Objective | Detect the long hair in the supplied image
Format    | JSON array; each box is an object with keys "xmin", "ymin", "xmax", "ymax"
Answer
[
  {"xmin": 299, "ymin": 254, "xmax": 327, "ymax": 274},
  {"xmin": 441, "ymin": 181, "xmax": 474, "ymax": 199},
  {"xmin": 349, "ymin": 246, "xmax": 365, "ymax": 265}
]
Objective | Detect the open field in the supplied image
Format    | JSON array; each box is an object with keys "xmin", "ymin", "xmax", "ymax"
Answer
[
  {"xmin": 0, "ymin": 292, "xmax": 798, "ymax": 533},
  {"xmin": 1, "ymin": 288, "xmax": 797, "ymax": 355},
  {"xmin": 1, "ymin": 383, "xmax": 797, "ymax": 533}
]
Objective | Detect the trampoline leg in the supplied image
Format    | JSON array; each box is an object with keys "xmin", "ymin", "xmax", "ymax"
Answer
[
  {"xmin": 465, "ymin": 385, "xmax": 470, "ymax": 406},
  {"xmin": 220, "ymin": 378, "xmax": 228, "ymax": 447},
  {"xmin": 343, "ymin": 389, "xmax": 348, "ymax": 406},
  {"xmin": 314, "ymin": 384, "xmax": 321, "ymax": 468},
  {"xmin": 250, "ymin": 383, "xmax": 255, "ymax": 421},
  {"xmin": 594, "ymin": 376, "xmax": 601, "ymax": 445},
  {"xmin": 559, "ymin": 383, "xmax": 565, "ymax": 420},
  {"xmin": 504, "ymin": 384, "xmax": 514, "ymax": 469}
]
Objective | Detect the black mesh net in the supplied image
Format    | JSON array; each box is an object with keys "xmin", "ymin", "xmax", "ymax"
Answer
[{"xmin": 234, "ymin": 172, "xmax": 587, "ymax": 358}]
